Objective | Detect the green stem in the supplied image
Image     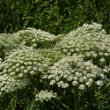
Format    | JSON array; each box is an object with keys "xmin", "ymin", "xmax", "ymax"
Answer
[
  {"xmin": 74, "ymin": 87, "xmax": 79, "ymax": 110},
  {"xmin": 52, "ymin": 99, "xmax": 70, "ymax": 110},
  {"xmin": 51, "ymin": 100, "xmax": 63, "ymax": 110}
]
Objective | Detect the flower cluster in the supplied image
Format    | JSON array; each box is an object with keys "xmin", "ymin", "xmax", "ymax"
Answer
[
  {"xmin": 2, "ymin": 48, "xmax": 48, "ymax": 79},
  {"xmin": 46, "ymin": 54, "xmax": 105, "ymax": 90},
  {"xmin": 0, "ymin": 23, "xmax": 109, "ymax": 105},
  {"xmin": 0, "ymin": 73, "xmax": 28, "ymax": 96},
  {"xmin": 13, "ymin": 28, "xmax": 60, "ymax": 48},
  {"xmin": 66, "ymin": 22, "xmax": 105, "ymax": 38},
  {"xmin": 0, "ymin": 47, "xmax": 50, "ymax": 96},
  {"xmin": 56, "ymin": 23, "xmax": 110, "ymax": 66},
  {"xmin": 35, "ymin": 90, "xmax": 57, "ymax": 102},
  {"xmin": 56, "ymin": 23, "xmax": 109, "ymax": 53}
]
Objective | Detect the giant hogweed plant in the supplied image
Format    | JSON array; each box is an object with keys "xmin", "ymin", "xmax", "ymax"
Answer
[{"xmin": 0, "ymin": 23, "xmax": 110, "ymax": 110}]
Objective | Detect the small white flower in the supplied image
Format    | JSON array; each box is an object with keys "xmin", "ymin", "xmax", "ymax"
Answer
[
  {"xmin": 20, "ymin": 66, "xmax": 25, "ymax": 70},
  {"xmin": 27, "ymin": 66, "xmax": 32, "ymax": 70},
  {"xmin": 63, "ymin": 74, "xmax": 68, "ymax": 78},
  {"xmin": 79, "ymin": 84, "xmax": 85, "ymax": 90},
  {"xmin": 30, "ymin": 71, "xmax": 35, "ymax": 75},
  {"xmin": 27, "ymin": 62, "xmax": 33, "ymax": 65},
  {"xmin": 24, "ymin": 69, "xmax": 28, "ymax": 73},
  {"xmin": 88, "ymin": 78, "xmax": 94, "ymax": 83},
  {"xmin": 86, "ymin": 81, "xmax": 92, "ymax": 87},
  {"xmin": 33, "ymin": 67, "xmax": 37, "ymax": 71},
  {"xmin": 100, "ymin": 73, "xmax": 105, "ymax": 79},
  {"xmin": 96, "ymin": 80, "xmax": 104, "ymax": 87},
  {"xmin": 8, "ymin": 69, "xmax": 12, "ymax": 73},
  {"xmin": 16, "ymin": 68, "xmax": 20, "ymax": 72},
  {"xmin": 79, "ymin": 77, "xmax": 84, "ymax": 83},
  {"xmin": 48, "ymin": 75, "xmax": 53, "ymax": 79},
  {"xmin": 55, "ymin": 76, "xmax": 59, "ymax": 81},
  {"xmin": 67, "ymin": 76, "xmax": 73, "ymax": 81},
  {"xmin": 10, "ymin": 72, "xmax": 15, "ymax": 76},
  {"xmin": 12, "ymin": 66, "xmax": 16, "ymax": 70},
  {"xmin": 16, "ymin": 63, "xmax": 20, "ymax": 67},
  {"xmin": 82, "ymin": 76, "xmax": 87, "ymax": 81},
  {"xmin": 99, "ymin": 58, "xmax": 106, "ymax": 64},
  {"xmin": 1, "ymin": 87, "xmax": 6, "ymax": 92},
  {"xmin": 50, "ymin": 80, "xmax": 56, "ymax": 85},
  {"xmin": 63, "ymin": 49, "xmax": 68, "ymax": 53},
  {"xmin": 63, "ymin": 83, "xmax": 69, "ymax": 88},
  {"xmin": 72, "ymin": 81, "xmax": 78, "ymax": 86},
  {"xmin": 73, "ymin": 76, "xmax": 78, "ymax": 80},
  {"xmin": 58, "ymin": 81, "xmax": 63, "ymax": 86},
  {"xmin": 75, "ymin": 72, "xmax": 82, "ymax": 77},
  {"xmin": 32, "ymin": 44, "xmax": 37, "ymax": 47},
  {"xmin": 18, "ymin": 73, "xmax": 24, "ymax": 78}
]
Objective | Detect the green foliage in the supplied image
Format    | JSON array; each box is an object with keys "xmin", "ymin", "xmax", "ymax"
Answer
[
  {"xmin": 0, "ymin": 33, "xmax": 20, "ymax": 59},
  {"xmin": 0, "ymin": 0, "xmax": 110, "ymax": 34}
]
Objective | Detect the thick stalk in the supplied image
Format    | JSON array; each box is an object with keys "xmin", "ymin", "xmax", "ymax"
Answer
[{"xmin": 74, "ymin": 87, "xmax": 79, "ymax": 110}]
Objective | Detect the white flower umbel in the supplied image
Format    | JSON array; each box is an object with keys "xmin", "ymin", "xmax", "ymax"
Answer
[
  {"xmin": 96, "ymin": 80, "xmax": 104, "ymax": 87},
  {"xmin": 35, "ymin": 90, "xmax": 57, "ymax": 102},
  {"xmin": 13, "ymin": 28, "xmax": 61, "ymax": 48},
  {"xmin": 56, "ymin": 23, "xmax": 110, "ymax": 67},
  {"xmin": 47, "ymin": 54, "xmax": 105, "ymax": 91},
  {"xmin": 3, "ymin": 48, "xmax": 48, "ymax": 79},
  {"xmin": 0, "ymin": 73, "xmax": 28, "ymax": 97}
]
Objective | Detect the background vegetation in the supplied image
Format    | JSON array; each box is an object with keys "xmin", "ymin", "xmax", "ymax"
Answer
[{"xmin": 0, "ymin": 0, "xmax": 110, "ymax": 34}]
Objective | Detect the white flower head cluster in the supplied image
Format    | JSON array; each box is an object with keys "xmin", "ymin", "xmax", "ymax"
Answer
[
  {"xmin": 0, "ymin": 47, "xmax": 49, "ymax": 96},
  {"xmin": 47, "ymin": 54, "xmax": 105, "ymax": 91},
  {"xmin": 0, "ymin": 23, "xmax": 109, "ymax": 100},
  {"xmin": 0, "ymin": 73, "xmax": 28, "ymax": 96},
  {"xmin": 66, "ymin": 22, "xmax": 105, "ymax": 38},
  {"xmin": 35, "ymin": 90, "xmax": 57, "ymax": 102},
  {"xmin": 56, "ymin": 23, "xmax": 110, "ymax": 58},
  {"xmin": 2, "ymin": 48, "xmax": 48, "ymax": 79},
  {"xmin": 56, "ymin": 23, "xmax": 110, "ymax": 67},
  {"xmin": 13, "ymin": 28, "xmax": 60, "ymax": 48}
]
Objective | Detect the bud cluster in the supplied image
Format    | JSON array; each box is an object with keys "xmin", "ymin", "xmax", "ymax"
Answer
[
  {"xmin": 2, "ymin": 48, "xmax": 48, "ymax": 79},
  {"xmin": 47, "ymin": 55, "xmax": 105, "ymax": 90},
  {"xmin": 13, "ymin": 28, "xmax": 60, "ymax": 48},
  {"xmin": 56, "ymin": 23, "xmax": 110, "ymax": 66},
  {"xmin": 35, "ymin": 90, "xmax": 57, "ymax": 102},
  {"xmin": 57, "ymin": 23, "xmax": 109, "ymax": 54},
  {"xmin": 0, "ymin": 48, "xmax": 49, "ymax": 96},
  {"xmin": 0, "ymin": 73, "xmax": 28, "ymax": 96}
]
